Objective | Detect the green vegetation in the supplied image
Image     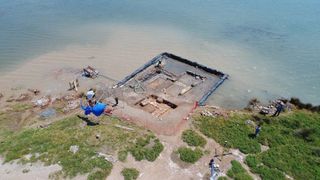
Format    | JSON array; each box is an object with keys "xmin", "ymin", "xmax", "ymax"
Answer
[
  {"xmin": 182, "ymin": 129, "xmax": 207, "ymax": 147},
  {"xmin": 217, "ymin": 176, "xmax": 228, "ymax": 180},
  {"xmin": 195, "ymin": 110, "xmax": 320, "ymax": 179},
  {"xmin": 10, "ymin": 103, "xmax": 32, "ymax": 112},
  {"xmin": 227, "ymin": 160, "xmax": 253, "ymax": 180},
  {"xmin": 195, "ymin": 114, "xmax": 261, "ymax": 154},
  {"xmin": 118, "ymin": 150, "xmax": 128, "ymax": 162},
  {"xmin": 0, "ymin": 115, "xmax": 149, "ymax": 179},
  {"xmin": 121, "ymin": 168, "xmax": 139, "ymax": 180},
  {"xmin": 289, "ymin": 97, "xmax": 320, "ymax": 112},
  {"xmin": 87, "ymin": 170, "xmax": 109, "ymax": 180},
  {"xmin": 129, "ymin": 135, "xmax": 164, "ymax": 162},
  {"xmin": 177, "ymin": 147, "xmax": 203, "ymax": 163},
  {"xmin": 0, "ymin": 103, "xmax": 33, "ymax": 133}
]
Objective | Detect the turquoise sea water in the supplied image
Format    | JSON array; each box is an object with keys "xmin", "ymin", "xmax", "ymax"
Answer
[{"xmin": 1, "ymin": 0, "xmax": 319, "ymax": 107}]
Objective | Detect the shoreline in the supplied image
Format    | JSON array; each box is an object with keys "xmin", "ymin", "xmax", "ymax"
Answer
[{"xmin": 1, "ymin": 23, "xmax": 318, "ymax": 108}]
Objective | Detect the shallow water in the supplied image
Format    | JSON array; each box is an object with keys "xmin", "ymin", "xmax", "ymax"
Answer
[{"xmin": 0, "ymin": 0, "xmax": 319, "ymax": 108}]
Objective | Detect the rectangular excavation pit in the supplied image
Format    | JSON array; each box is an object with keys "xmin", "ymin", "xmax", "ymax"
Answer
[
  {"xmin": 113, "ymin": 52, "xmax": 228, "ymax": 135},
  {"xmin": 147, "ymin": 76, "xmax": 174, "ymax": 90},
  {"xmin": 135, "ymin": 95, "xmax": 177, "ymax": 117}
]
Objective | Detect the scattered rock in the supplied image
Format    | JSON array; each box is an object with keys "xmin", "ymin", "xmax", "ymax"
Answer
[
  {"xmin": 39, "ymin": 124, "xmax": 49, "ymax": 129},
  {"xmin": 200, "ymin": 110, "xmax": 214, "ymax": 117},
  {"xmin": 260, "ymin": 144, "xmax": 270, "ymax": 152},
  {"xmin": 95, "ymin": 134, "xmax": 101, "ymax": 139},
  {"xmin": 24, "ymin": 154, "xmax": 32, "ymax": 161},
  {"xmin": 63, "ymin": 100, "xmax": 79, "ymax": 112},
  {"xmin": 97, "ymin": 152, "xmax": 117, "ymax": 163},
  {"xmin": 245, "ymin": 120, "xmax": 254, "ymax": 125},
  {"xmin": 114, "ymin": 124, "xmax": 134, "ymax": 131},
  {"xmin": 6, "ymin": 96, "xmax": 15, "ymax": 102},
  {"xmin": 69, "ymin": 145, "xmax": 79, "ymax": 154},
  {"xmin": 22, "ymin": 169, "xmax": 30, "ymax": 173},
  {"xmin": 0, "ymin": 93, "xmax": 3, "ymax": 99},
  {"xmin": 15, "ymin": 93, "xmax": 31, "ymax": 102},
  {"xmin": 201, "ymin": 106, "xmax": 229, "ymax": 118},
  {"xmin": 63, "ymin": 94, "xmax": 78, "ymax": 101},
  {"xmin": 28, "ymin": 89, "xmax": 40, "ymax": 95},
  {"xmin": 259, "ymin": 107, "xmax": 270, "ymax": 115},
  {"xmin": 33, "ymin": 96, "xmax": 51, "ymax": 108},
  {"xmin": 285, "ymin": 173, "xmax": 294, "ymax": 180}
]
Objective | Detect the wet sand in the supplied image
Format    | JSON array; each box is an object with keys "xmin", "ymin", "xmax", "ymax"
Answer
[{"xmin": 0, "ymin": 24, "xmax": 279, "ymax": 108}]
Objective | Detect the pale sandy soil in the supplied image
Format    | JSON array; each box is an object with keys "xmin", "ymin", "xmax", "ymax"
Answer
[
  {"xmin": 0, "ymin": 157, "xmax": 62, "ymax": 180},
  {"xmin": 108, "ymin": 130, "xmax": 259, "ymax": 180}
]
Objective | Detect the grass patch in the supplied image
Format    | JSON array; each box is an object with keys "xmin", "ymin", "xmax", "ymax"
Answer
[
  {"xmin": 217, "ymin": 176, "xmax": 228, "ymax": 180},
  {"xmin": 87, "ymin": 170, "xmax": 108, "ymax": 180},
  {"xmin": 118, "ymin": 150, "xmax": 128, "ymax": 162},
  {"xmin": 182, "ymin": 129, "xmax": 207, "ymax": 147},
  {"xmin": 227, "ymin": 160, "xmax": 253, "ymax": 180},
  {"xmin": 10, "ymin": 103, "xmax": 32, "ymax": 112},
  {"xmin": 129, "ymin": 135, "xmax": 164, "ymax": 162},
  {"xmin": 121, "ymin": 168, "xmax": 139, "ymax": 180},
  {"xmin": 196, "ymin": 110, "xmax": 320, "ymax": 179},
  {"xmin": 195, "ymin": 114, "xmax": 261, "ymax": 154},
  {"xmin": 0, "ymin": 115, "xmax": 148, "ymax": 179},
  {"xmin": 177, "ymin": 147, "xmax": 203, "ymax": 163}
]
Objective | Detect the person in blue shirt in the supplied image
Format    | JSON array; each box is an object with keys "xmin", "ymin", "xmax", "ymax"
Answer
[
  {"xmin": 272, "ymin": 101, "xmax": 284, "ymax": 117},
  {"xmin": 254, "ymin": 124, "xmax": 261, "ymax": 138},
  {"xmin": 80, "ymin": 99, "xmax": 113, "ymax": 117}
]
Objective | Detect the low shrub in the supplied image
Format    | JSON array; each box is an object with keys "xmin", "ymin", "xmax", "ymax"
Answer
[
  {"xmin": 129, "ymin": 136, "xmax": 164, "ymax": 162},
  {"xmin": 182, "ymin": 129, "xmax": 207, "ymax": 147},
  {"xmin": 196, "ymin": 108, "xmax": 320, "ymax": 179},
  {"xmin": 227, "ymin": 160, "xmax": 253, "ymax": 180},
  {"xmin": 245, "ymin": 155, "xmax": 259, "ymax": 168},
  {"xmin": 195, "ymin": 115, "xmax": 261, "ymax": 154},
  {"xmin": 294, "ymin": 128, "xmax": 316, "ymax": 142},
  {"xmin": 177, "ymin": 147, "xmax": 203, "ymax": 163},
  {"xmin": 252, "ymin": 166, "xmax": 285, "ymax": 180},
  {"xmin": 118, "ymin": 150, "xmax": 128, "ymax": 162},
  {"xmin": 87, "ymin": 170, "xmax": 107, "ymax": 180},
  {"xmin": 289, "ymin": 97, "xmax": 320, "ymax": 112},
  {"xmin": 121, "ymin": 168, "xmax": 139, "ymax": 180},
  {"xmin": 217, "ymin": 177, "xmax": 228, "ymax": 180}
]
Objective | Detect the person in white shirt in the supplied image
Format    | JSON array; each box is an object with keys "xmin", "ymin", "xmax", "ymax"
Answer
[{"xmin": 86, "ymin": 88, "xmax": 95, "ymax": 101}]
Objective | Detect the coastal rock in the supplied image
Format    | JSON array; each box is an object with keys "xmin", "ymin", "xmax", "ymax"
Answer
[
  {"xmin": 6, "ymin": 96, "xmax": 15, "ymax": 102},
  {"xmin": 15, "ymin": 93, "xmax": 31, "ymax": 102},
  {"xmin": 28, "ymin": 89, "xmax": 40, "ymax": 95},
  {"xmin": 245, "ymin": 119, "xmax": 254, "ymax": 125},
  {"xmin": 33, "ymin": 96, "xmax": 51, "ymax": 108},
  {"xmin": 63, "ymin": 100, "xmax": 80, "ymax": 112},
  {"xmin": 63, "ymin": 94, "xmax": 78, "ymax": 101},
  {"xmin": 200, "ymin": 110, "xmax": 214, "ymax": 117},
  {"xmin": 201, "ymin": 106, "xmax": 229, "ymax": 118},
  {"xmin": 69, "ymin": 145, "xmax": 79, "ymax": 154},
  {"xmin": 97, "ymin": 152, "xmax": 117, "ymax": 163}
]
